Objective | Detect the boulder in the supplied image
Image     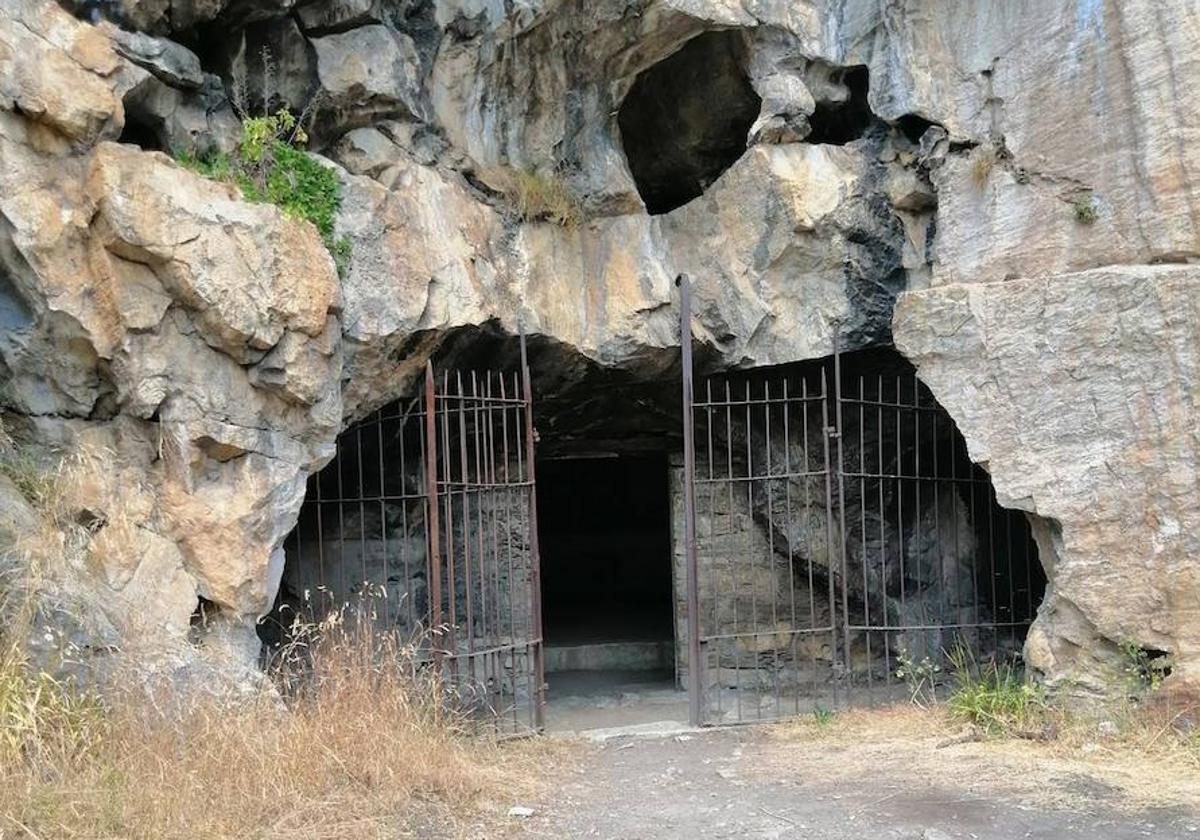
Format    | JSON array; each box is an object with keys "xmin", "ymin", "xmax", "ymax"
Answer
[
  {"xmin": 106, "ymin": 27, "xmax": 204, "ymax": 89},
  {"xmin": 894, "ymin": 265, "xmax": 1200, "ymax": 692},
  {"xmin": 295, "ymin": 0, "xmax": 384, "ymax": 33},
  {"xmin": 0, "ymin": 1, "xmax": 126, "ymax": 145}
]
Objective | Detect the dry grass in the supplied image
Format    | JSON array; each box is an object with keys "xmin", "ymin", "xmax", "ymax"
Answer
[
  {"xmin": 764, "ymin": 698, "xmax": 1200, "ymax": 813},
  {"xmin": 0, "ymin": 615, "xmax": 552, "ymax": 840},
  {"xmin": 480, "ymin": 166, "xmax": 583, "ymax": 227},
  {"xmin": 0, "ymin": 428, "xmax": 551, "ymax": 839},
  {"xmin": 969, "ymin": 146, "xmax": 996, "ymax": 187}
]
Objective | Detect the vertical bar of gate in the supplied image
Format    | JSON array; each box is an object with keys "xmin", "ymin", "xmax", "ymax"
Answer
[
  {"xmin": 424, "ymin": 363, "xmax": 444, "ymax": 671},
  {"xmin": 832, "ymin": 332, "xmax": 852, "ymax": 703},
  {"xmin": 678, "ymin": 274, "xmax": 703, "ymax": 727},
  {"xmin": 520, "ymin": 329, "xmax": 546, "ymax": 731}
]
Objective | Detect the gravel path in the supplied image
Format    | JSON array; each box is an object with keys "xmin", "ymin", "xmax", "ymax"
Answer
[{"xmin": 503, "ymin": 726, "xmax": 1199, "ymax": 840}]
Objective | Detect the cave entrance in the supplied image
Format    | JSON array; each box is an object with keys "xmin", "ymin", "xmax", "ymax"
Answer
[
  {"xmin": 537, "ymin": 453, "xmax": 681, "ymax": 727},
  {"xmin": 540, "ymin": 454, "xmax": 673, "ymax": 652},
  {"xmin": 269, "ymin": 322, "xmax": 1046, "ymax": 732}
]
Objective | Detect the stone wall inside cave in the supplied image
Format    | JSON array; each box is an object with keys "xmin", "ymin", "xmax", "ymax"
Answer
[{"xmin": 0, "ymin": 0, "xmax": 1197, "ymax": 698}]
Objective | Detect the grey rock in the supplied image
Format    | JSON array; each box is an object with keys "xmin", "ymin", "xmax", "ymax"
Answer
[
  {"xmin": 894, "ymin": 265, "xmax": 1200, "ymax": 692},
  {"xmin": 887, "ymin": 169, "xmax": 937, "ymax": 213},
  {"xmin": 332, "ymin": 126, "xmax": 402, "ymax": 177},
  {"xmin": 122, "ymin": 72, "xmax": 240, "ymax": 155},
  {"xmin": 748, "ymin": 73, "xmax": 814, "ymax": 145},
  {"xmin": 312, "ymin": 25, "xmax": 423, "ymax": 132},
  {"xmin": 107, "ymin": 27, "xmax": 204, "ymax": 89},
  {"xmin": 215, "ymin": 15, "xmax": 316, "ymax": 115},
  {"xmin": 296, "ymin": 0, "xmax": 384, "ymax": 32}
]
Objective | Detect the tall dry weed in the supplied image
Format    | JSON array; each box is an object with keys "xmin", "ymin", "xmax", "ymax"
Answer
[
  {"xmin": 0, "ymin": 434, "xmax": 541, "ymax": 839},
  {"xmin": 1, "ymin": 606, "xmax": 542, "ymax": 839},
  {"xmin": 480, "ymin": 165, "xmax": 583, "ymax": 227}
]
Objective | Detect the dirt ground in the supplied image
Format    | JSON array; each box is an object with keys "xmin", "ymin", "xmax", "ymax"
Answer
[{"xmin": 492, "ymin": 709, "xmax": 1200, "ymax": 840}]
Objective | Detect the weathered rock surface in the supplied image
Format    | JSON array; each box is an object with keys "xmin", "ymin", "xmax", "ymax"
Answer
[
  {"xmin": 311, "ymin": 25, "xmax": 423, "ymax": 132},
  {"xmin": 4, "ymin": 0, "xmax": 1200, "ymax": 696},
  {"xmin": 0, "ymin": 0, "xmax": 127, "ymax": 145},
  {"xmin": 894, "ymin": 265, "xmax": 1200, "ymax": 691},
  {"xmin": 0, "ymin": 1, "xmax": 340, "ymax": 677}
]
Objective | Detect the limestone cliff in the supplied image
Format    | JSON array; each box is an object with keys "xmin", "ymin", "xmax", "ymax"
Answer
[{"xmin": 0, "ymin": 0, "xmax": 1197, "ymax": 695}]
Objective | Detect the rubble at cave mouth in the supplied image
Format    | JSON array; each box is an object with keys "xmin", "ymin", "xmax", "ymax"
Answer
[{"xmin": 618, "ymin": 30, "xmax": 761, "ymax": 215}]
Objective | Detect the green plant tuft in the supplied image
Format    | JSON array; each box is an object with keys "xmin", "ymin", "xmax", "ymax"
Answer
[
  {"xmin": 1072, "ymin": 195, "xmax": 1099, "ymax": 225},
  {"xmin": 812, "ymin": 705, "xmax": 835, "ymax": 728},
  {"xmin": 946, "ymin": 647, "xmax": 1046, "ymax": 735},
  {"xmin": 175, "ymin": 109, "xmax": 349, "ymax": 276},
  {"xmin": 1119, "ymin": 638, "xmax": 1172, "ymax": 696},
  {"xmin": 895, "ymin": 649, "xmax": 943, "ymax": 708}
]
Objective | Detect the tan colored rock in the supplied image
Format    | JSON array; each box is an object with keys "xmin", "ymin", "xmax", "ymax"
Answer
[
  {"xmin": 0, "ymin": 1, "xmax": 125, "ymax": 145},
  {"xmin": 86, "ymin": 143, "xmax": 338, "ymax": 360},
  {"xmin": 0, "ymin": 6, "xmax": 343, "ymax": 670},
  {"xmin": 894, "ymin": 265, "xmax": 1200, "ymax": 691}
]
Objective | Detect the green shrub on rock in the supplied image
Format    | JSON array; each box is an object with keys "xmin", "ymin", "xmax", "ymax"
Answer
[{"xmin": 176, "ymin": 110, "xmax": 351, "ymax": 276}]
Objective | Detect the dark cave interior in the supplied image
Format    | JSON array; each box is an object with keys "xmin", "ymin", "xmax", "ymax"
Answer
[{"xmin": 618, "ymin": 31, "xmax": 762, "ymax": 215}]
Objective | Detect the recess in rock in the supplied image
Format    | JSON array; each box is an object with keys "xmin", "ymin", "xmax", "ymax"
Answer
[
  {"xmin": 618, "ymin": 31, "xmax": 762, "ymax": 215},
  {"xmin": 805, "ymin": 65, "xmax": 874, "ymax": 145}
]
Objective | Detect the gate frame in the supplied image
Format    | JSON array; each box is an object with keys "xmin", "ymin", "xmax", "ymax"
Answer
[
  {"xmin": 422, "ymin": 331, "xmax": 545, "ymax": 733},
  {"xmin": 678, "ymin": 275, "xmax": 704, "ymax": 726},
  {"xmin": 678, "ymin": 273, "xmax": 1042, "ymax": 726}
]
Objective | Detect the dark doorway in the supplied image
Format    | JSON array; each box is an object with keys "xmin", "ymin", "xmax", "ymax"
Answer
[{"xmin": 538, "ymin": 454, "xmax": 674, "ymax": 649}]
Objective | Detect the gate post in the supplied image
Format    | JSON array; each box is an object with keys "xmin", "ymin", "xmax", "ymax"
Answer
[
  {"xmin": 831, "ymin": 332, "xmax": 852, "ymax": 700},
  {"xmin": 424, "ymin": 362, "xmax": 444, "ymax": 670},
  {"xmin": 520, "ymin": 329, "xmax": 546, "ymax": 731},
  {"xmin": 678, "ymin": 274, "xmax": 703, "ymax": 727}
]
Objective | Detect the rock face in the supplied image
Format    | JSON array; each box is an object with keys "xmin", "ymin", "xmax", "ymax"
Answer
[
  {"xmin": 894, "ymin": 266, "xmax": 1200, "ymax": 692},
  {"xmin": 1, "ymin": 0, "xmax": 1198, "ymax": 697},
  {"xmin": 0, "ymin": 1, "xmax": 340, "ymax": 680}
]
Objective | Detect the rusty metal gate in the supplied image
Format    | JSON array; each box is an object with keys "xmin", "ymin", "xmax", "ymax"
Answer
[
  {"xmin": 678, "ymin": 275, "xmax": 1042, "ymax": 726},
  {"xmin": 283, "ymin": 337, "xmax": 544, "ymax": 734}
]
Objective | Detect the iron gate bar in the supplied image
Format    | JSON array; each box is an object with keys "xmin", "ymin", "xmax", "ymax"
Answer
[
  {"xmin": 521, "ymin": 331, "xmax": 547, "ymax": 731},
  {"xmin": 425, "ymin": 363, "xmax": 443, "ymax": 669},
  {"xmin": 679, "ymin": 274, "xmax": 703, "ymax": 727},
  {"xmin": 833, "ymin": 336, "xmax": 852, "ymax": 702}
]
